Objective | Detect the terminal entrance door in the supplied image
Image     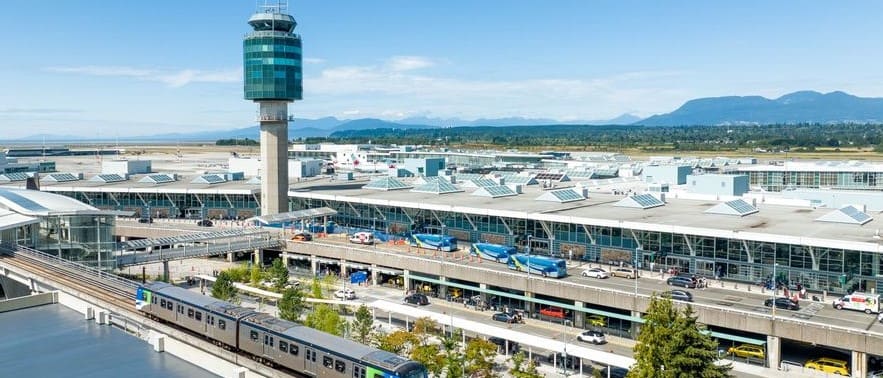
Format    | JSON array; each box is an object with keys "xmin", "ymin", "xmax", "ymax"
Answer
[{"xmin": 695, "ymin": 260, "xmax": 715, "ymax": 277}]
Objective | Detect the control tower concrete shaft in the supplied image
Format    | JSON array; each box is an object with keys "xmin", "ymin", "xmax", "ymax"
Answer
[{"xmin": 244, "ymin": 4, "xmax": 303, "ymax": 215}]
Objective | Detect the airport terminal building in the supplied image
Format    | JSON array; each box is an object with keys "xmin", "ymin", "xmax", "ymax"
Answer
[{"xmin": 20, "ymin": 172, "xmax": 883, "ymax": 296}]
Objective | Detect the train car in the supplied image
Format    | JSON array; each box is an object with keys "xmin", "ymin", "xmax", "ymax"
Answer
[
  {"xmin": 136, "ymin": 282, "xmax": 255, "ymax": 347},
  {"xmin": 409, "ymin": 233, "xmax": 458, "ymax": 252},
  {"xmin": 469, "ymin": 242, "xmax": 515, "ymax": 263},
  {"xmin": 136, "ymin": 282, "xmax": 427, "ymax": 378},
  {"xmin": 507, "ymin": 254, "xmax": 568, "ymax": 278},
  {"xmin": 239, "ymin": 313, "xmax": 427, "ymax": 378}
]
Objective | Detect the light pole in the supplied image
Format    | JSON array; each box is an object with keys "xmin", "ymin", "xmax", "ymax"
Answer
[{"xmin": 561, "ymin": 319, "xmax": 570, "ymax": 375}]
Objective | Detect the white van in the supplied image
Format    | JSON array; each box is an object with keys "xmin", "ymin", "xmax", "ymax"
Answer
[
  {"xmin": 833, "ymin": 292, "xmax": 881, "ymax": 314},
  {"xmin": 349, "ymin": 231, "xmax": 375, "ymax": 245}
]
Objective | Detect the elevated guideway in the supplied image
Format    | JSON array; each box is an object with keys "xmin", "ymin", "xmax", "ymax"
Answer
[
  {"xmin": 120, "ymin": 228, "xmax": 269, "ymax": 250},
  {"xmin": 116, "ymin": 232, "xmax": 282, "ymax": 267}
]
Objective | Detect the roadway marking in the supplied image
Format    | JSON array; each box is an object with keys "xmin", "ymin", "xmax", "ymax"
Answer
[{"xmin": 791, "ymin": 302, "xmax": 824, "ymax": 320}]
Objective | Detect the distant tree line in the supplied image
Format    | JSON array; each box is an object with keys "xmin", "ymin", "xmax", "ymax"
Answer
[
  {"xmin": 216, "ymin": 138, "xmax": 259, "ymax": 146},
  {"xmin": 304, "ymin": 123, "xmax": 883, "ymax": 152}
]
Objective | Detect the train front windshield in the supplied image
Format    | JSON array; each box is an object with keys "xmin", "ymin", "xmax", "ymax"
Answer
[{"xmin": 399, "ymin": 365, "xmax": 428, "ymax": 378}]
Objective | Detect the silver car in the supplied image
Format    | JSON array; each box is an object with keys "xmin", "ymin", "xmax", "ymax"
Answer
[{"xmin": 581, "ymin": 267, "xmax": 610, "ymax": 279}]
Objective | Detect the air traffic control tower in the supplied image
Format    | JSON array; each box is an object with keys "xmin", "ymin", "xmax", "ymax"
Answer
[{"xmin": 244, "ymin": 4, "xmax": 303, "ymax": 215}]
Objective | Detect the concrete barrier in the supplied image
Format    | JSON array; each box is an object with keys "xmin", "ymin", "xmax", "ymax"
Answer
[{"xmin": 0, "ymin": 291, "xmax": 57, "ymax": 312}]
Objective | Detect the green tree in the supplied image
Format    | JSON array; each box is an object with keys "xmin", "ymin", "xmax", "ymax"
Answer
[
  {"xmin": 278, "ymin": 286, "xmax": 306, "ymax": 322},
  {"xmin": 309, "ymin": 278, "xmax": 324, "ymax": 299},
  {"xmin": 211, "ymin": 271, "xmax": 238, "ymax": 303},
  {"xmin": 411, "ymin": 344, "xmax": 445, "ymax": 377},
  {"xmin": 352, "ymin": 304, "xmax": 374, "ymax": 344},
  {"xmin": 464, "ymin": 338, "xmax": 499, "ymax": 378},
  {"xmin": 508, "ymin": 351, "xmax": 543, "ymax": 378},
  {"xmin": 411, "ymin": 317, "xmax": 440, "ymax": 345},
  {"xmin": 442, "ymin": 329, "xmax": 465, "ymax": 378},
  {"xmin": 250, "ymin": 264, "xmax": 262, "ymax": 286},
  {"xmin": 630, "ymin": 295, "xmax": 731, "ymax": 378},
  {"xmin": 376, "ymin": 330, "xmax": 418, "ymax": 355},
  {"xmin": 304, "ymin": 303, "xmax": 345, "ymax": 336},
  {"xmin": 269, "ymin": 258, "xmax": 289, "ymax": 290}
]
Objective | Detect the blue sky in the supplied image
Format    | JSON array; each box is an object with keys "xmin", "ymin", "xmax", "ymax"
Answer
[{"xmin": 2, "ymin": 1, "xmax": 883, "ymax": 138}]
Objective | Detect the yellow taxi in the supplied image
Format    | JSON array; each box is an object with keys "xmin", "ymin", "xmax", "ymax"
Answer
[
  {"xmin": 726, "ymin": 344, "xmax": 765, "ymax": 359},
  {"xmin": 804, "ymin": 357, "xmax": 849, "ymax": 375},
  {"xmin": 587, "ymin": 314, "xmax": 606, "ymax": 327}
]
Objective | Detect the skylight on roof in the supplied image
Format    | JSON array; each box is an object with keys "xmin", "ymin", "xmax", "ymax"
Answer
[
  {"xmin": 139, "ymin": 174, "xmax": 175, "ymax": 184},
  {"xmin": 472, "ymin": 185, "xmax": 516, "ymax": 198},
  {"xmin": 705, "ymin": 199, "xmax": 758, "ymax": 217},
  {"xmin": 0, "ymin": 173, "xmax": 31, "ymax": 182},
  {"xmin": 45, "ymin": 173, "xmax": 79, "ymax": 182},
  {"xmin": 614, "ymin": 193, "xmax": 665, "ymax": 209},
  {"xmin": 536, "ymin": 188, "xmax": 584, "ymax": 203},
  {"xmin": 411, "ymin": 180, "xmax": 462, "ymax": 194},
  {"xmin": 89, "ymin": 174, "xmax": 126, "ymax": 183},
  {"xmin": 815, "ymin": 205, "xmax": 873, "ymax": 225},
  {"xmin": 191, "ymin": 174, "xmax": 226, "ymax": 184},
  {"xmin": 362, "ymin": 177, "xmax": 412, "ymax": 191}
]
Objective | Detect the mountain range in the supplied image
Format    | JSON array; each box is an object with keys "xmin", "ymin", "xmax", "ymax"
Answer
[
  {"xmin": 637, "ymin": 90, "xmax": 883, "ymax": 126},
  {"xmin": 12, "ymin": 90, "xmax": 883, "ymax": 141}
]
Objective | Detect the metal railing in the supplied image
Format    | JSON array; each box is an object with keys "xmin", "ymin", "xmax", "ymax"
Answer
[{"xmin": 117, "ymin": 237, "xmax": 283, "ymax": 267}]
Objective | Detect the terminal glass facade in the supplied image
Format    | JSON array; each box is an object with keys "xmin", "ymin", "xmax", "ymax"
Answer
[
  {"xmin": 741, "ymin": 170, "xmax": 883, "ymax": 191},
  {"xmin": 35, "ymin": 214, "xmax": 115, "ymax": 271},
  {"xmin": 244, "ymin": 33, "xmax": 302, "ymax": 100}
]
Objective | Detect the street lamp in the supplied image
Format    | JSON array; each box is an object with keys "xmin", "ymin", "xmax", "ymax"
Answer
[
  {"xmin": 771, "ymin": 262, "xmax": 778, "ymax": 319},
  {"xmin": 561, "ymin": 319, "xmax": 570, "ymax": 375}
]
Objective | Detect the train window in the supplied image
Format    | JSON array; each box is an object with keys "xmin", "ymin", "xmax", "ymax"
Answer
[
  {"xmin": 335, "ymin": 360, "xmax": 346, "ymax": 373},
  {"xmin": 187, "ymin": 309, "xmax": 194, "ymax": 318},
  {"xmin": 280, "ymin": 341, "xmax": 288, "ymax": 353},
  {"xmin": 353, "ymin": 366, "xmax": 361, "ymax": 378},
  {"xmin": 160, "ymin": 299, "xmax": 166, "ymax": 307},
  {"xmin": 219, "ymin": 320, "xmax": 226, "ymax": 330},
  {"xmin": 250, "ymin": 330, "xmax": 259, "ymax": 342},
  {"xmin": 206, "ymin": 315, "xmax": 211, "ymax": 325},
  {"xmin": 269, "ymin": 336, "xmax": 274, "ymax": 347},
  {"xmin": 323, "ymin": 356, "xmax": 333, "ymax": 368},
  {"xmin": 263, "ymin": 334, "xmax": 269, "ymax": 345},
  {"xmin": 195, "ymin": 312, "xmax": 202, "ymax": 321},
  {"xmin": 166, "ymin": 301, "xmax": 173, "ymax": 311},
  {"xmin": 177, "ymin": 305, "xmax": 183, "ymax": 314},
  {"xmin": 306, "ymin": 349, "xmax": 315, "ymax": 362},
  {"xmin": 152, "ymin": 296, "xmax": 157, "ymax": 304},
  {"xmin": 289, "ymin": 345, "xmax": 298, "ymax": 356},
  {"xmin": 306, "ymin": 349, "xmax": 312, "ymax": 360}
]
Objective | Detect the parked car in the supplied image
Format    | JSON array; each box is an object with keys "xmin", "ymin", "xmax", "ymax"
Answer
[
  {"xmin": 726, "ymin": 344, "xmax": 765, "ymax": 359},
  {"xmin": 611, "ymin": 267, "xmax": 637, "ymax": 279},
  {"xmin": 600, "ymin": 367, "xmax": 629, "ymax": 378},
  {"xmin": 662, "ymin": 289, "xmax": 694, "ymax": 302},
  {"xmin": 492, "ymin": 312, "xmax": 518, "ymax": 324},
  {"xmin": 666, "ymin": 276, "xmax": 697, "ymax": 288},
  {"xmin": 488, "ymin": 337, "xmax": 519, "ymax": 353},
  {"xmin": 804, "ymin": 357, "xmax": 849, "ymax": 375},
  {"xmin": 764, "ymin": 297, "xmax": 800, "ymax": 311},
  {"xmin": 539, "ymin": 307, "xmax": 566, "ymax": 319},
  {"xmin": 196, "ymin": 219, "xmax": 213, "ymax": 227},
  {"xmin": 138, "ymin": 217, "xmax": 153, "ymax": 224},
  {"xmin": 348, "ymin": 231, "xmax": 375, "ymax": 245},
  {"xmin": 403, "ymin": 293, "xmax": 430, "ymax": 306},
  {"xmin": 576, "ymin": 330, "xmax": 606, "ymax": 344},
  {"xmin": 581, "ymin": 267, "xmax": 610, "ymax": 279},
  {"xmin": 587, "ymin": 314, "xmax": 606, "ymax": 327},
  {"xmin": 292, "ymin": 232, "xmax": 313, "ymax": 241},
  {"xmin": 334, "ymin": 288, "xmax": 356, "ymax": 300}
]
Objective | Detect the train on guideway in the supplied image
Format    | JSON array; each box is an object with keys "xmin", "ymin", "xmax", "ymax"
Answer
[{"xmin": 136, "ymin": 282, "xmax": 427, "ymax": 378}]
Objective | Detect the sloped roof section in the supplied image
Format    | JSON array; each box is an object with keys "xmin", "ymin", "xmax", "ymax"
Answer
[
  {"xmin": 705, "ymin": 199, "xmax": 758, "ymax": 217},
  {"xmin": 139, "ymin": 173, "xmax": 176, "ymax": 184},
  {"xmin": 536, "ymin": 188, "xmax": 585, "ymax": 203},
  {"xmin": 0, "ymin": 172, "xmax": 31, "ymax": 182},
  {"xmin": 815, "ymin": 205, "xmax": 872, "ymax": 225},
  {"xmin": 411, "ymin": 180, "xmax": 463, "ymax": 194},
  {"xmin": 44, "ymin": 173, "xmax": 80, "ymax": 182},
  {"xmin": 362, "ymin": 177, "xmax": 412, "ymax": 191},
  {"xmin": 614, "ymin": 193, "xmax": 665, "ymax": 209},
  {"xmin": 90, "ymin": 174, "xmax": 127, "ymax": 183},
  {"xmin": 472, "ymin": 185, "xmax": 517, "ymax": 198},
  {"xmin": 191, "ymin": 174, "xmax": 227, "ymax": 185}
]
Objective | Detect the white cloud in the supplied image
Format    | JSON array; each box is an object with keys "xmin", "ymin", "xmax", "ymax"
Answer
[
  {"xmin": 45, "ymin": 65, "xmax": 240, "ymax": 87},
  {"xmin": 386, "ymin": 56, "xmax": 434, "ymax": 72},
  {"xmin": 302, "ymin": 58, "xmax": 687, "ymax": 120}
]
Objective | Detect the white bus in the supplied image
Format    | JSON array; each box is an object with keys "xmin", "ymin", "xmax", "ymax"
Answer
[{"xmin": 833, "ymin": 292, "xmax": 881, "ymax": 314}]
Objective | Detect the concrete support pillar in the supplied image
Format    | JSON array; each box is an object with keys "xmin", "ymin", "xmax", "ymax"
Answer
[
  {"xmin": 85, "ymin": 307, "xmax": 94, "ymax": 320},
  {"xmin": 282, "ymin": 254, "xmax": 289, "ymax": 268},
  {"xmin": 525, "ymin": 292, "xmax": 535, "ymax": 314},
  {"xmin": 95, "ymin": 309, "xmax": 108, "ymax": 325},
  {"xmin": 766, "ymin": 335, "xmax": 781, "ymax": 370},
  {"xmin": 574, "ymin": 301, "xmax": 585, "ymax": 328},
  {"xmin": 119, "ymin": 236, "xmax": 127, "ymax": 242},
  {"xmin": 310, "ymin": 255, "xmax": 318, "ymax": 276},
  {"xmin": 258, "ymin": 101, "xmax": 289, "ymax": 216},
  {"xmin": 371, "ymin": 264, "xmax": 379, "ymax": 286},
  {"xmin": 340, "ymin": 259, "xmax": 347, "ymax": 279},
  {"xmin": 479, "ymin": 283, "xmax": 488, "ymax": 303},
  {"xmin": 853, "ymin": 350, "xmax": 867, "ymax": 378},
  {"xmin": 162, "ymin": 261, "xmax": 170, "ymax": 282},
  {"xmin": 227, "ymin": 252, "xmax": 234, "ymax": 262},
  {"xmin": 439, "ymin": 276, "xmax": 448, "ymax": 300},
  {"xmin": 403, "ymin": 269, "xmax": 411, "ymax": 291},
  {"xmin": 631, "ymin": 311, "xmax": 642, "ymax": 338},
  {"xmin": 253, "ymin": 248, "xmax": 263, "ymax": 266},
  {"xmin": 230, "ymin": 367, "xmax": 248, "ymax": 378}
]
